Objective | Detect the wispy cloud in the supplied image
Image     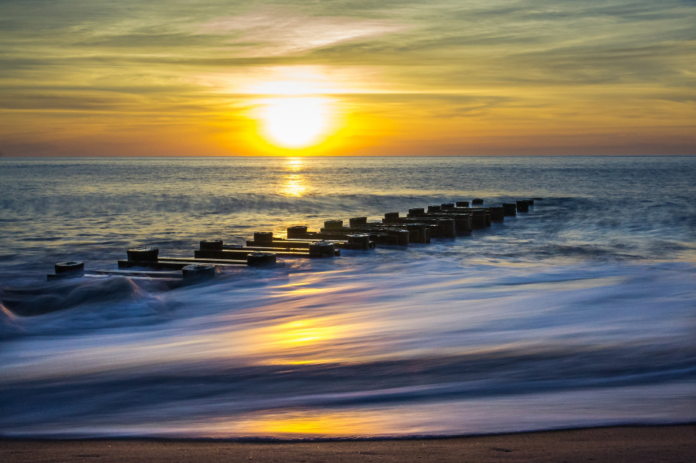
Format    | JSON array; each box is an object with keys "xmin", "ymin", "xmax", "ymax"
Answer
[{"xmin": 197, "ymin": 8, "xmax": 409, "ymax": 56}]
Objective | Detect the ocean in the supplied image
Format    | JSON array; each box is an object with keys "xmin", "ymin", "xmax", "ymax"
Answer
[{"xmin": 0, "ymin": 156, "xmax": 695, "ymax": 438}]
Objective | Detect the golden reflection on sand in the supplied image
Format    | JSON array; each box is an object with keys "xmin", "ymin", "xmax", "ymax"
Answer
[{"xmin": 233, "ymin": 411, "xmax": 381, "ymax": 436}]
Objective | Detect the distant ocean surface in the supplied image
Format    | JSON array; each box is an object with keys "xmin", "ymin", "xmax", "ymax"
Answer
[{"xmin": 1, "ymin": 156, "xmax": 695, "ymax": 438}]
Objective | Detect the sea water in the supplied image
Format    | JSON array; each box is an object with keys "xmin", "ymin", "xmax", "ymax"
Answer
[{"xmin": 0, "ymin": 156, "xmax": 694, "ymax": 438}]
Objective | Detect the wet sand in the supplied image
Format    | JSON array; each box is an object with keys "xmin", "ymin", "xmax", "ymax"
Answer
[{"xmin": 2, "ymin": 425, "xmax": 694, "ymax": 462}]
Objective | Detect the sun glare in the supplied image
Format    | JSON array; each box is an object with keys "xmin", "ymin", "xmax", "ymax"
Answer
[{"xmin": 261, "ymin": 97, "xmax": 331, "ymax": 148}]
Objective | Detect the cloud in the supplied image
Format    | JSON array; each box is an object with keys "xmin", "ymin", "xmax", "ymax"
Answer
[{"xmin": 197, "ymin": 8, "xmax": 410, "ymax": 56}]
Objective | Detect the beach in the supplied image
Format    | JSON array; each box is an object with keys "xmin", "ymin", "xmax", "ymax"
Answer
[{"xmin": 2, "ymin": 426, "xmax": 695, "ymax": 462}]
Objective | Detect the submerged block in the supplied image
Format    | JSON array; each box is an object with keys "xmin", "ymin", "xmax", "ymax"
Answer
[{"xmin": 182, "ymin": 264, "xmax": 216, "ymax": 280}]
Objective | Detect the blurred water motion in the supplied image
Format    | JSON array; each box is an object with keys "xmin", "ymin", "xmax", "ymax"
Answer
[
  {"xmin": 270, "ymin": 319, "xmax": 337, "ymax": 347},
  {"xmin": 171, "ymin": 383, "xmax": 696, "ymax": 438},
  {"xmin": 0, "ymin": 156, "xmax": 695, "ymax": 438}
]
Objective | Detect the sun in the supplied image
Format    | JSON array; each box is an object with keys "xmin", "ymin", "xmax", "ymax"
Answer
[{"xmin": 261, "ymin": 97, "xmax": 331, "ymax": 149}]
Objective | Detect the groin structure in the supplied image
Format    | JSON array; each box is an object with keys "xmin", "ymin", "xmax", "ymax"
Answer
[{"xmin": 48, "ymin": 199, "xmax": 541, "ymax": 283}]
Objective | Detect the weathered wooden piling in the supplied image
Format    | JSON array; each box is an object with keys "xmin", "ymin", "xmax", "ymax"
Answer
[
  {"xmin": 454, "ymin": 215, "xmax": 473, "ymax": 235},
  {"xmin": 196, "ymin": 237, "xmax": 338, "ymax": 259},
  {"xmin": 291, "ymin": 219, "xmax": 413, "ymax": 247},
  {"xmin": 297, "ymin": 224, "xmax": 403, "ymax": 247},
  {"xmin": 404, "ymin": 209, "xmax": 472, "ymax": 236},
  {"xmin": 404, "ymin": 223, "xmax": 431, "ymax": 243},
  {"xmin": 287, "ymin": 226, "xmax": 308, "ymax": 238},
  {"xmin": 471, "ymin": 209, "xmax": 487, "ymax": 229},
  {"xmin": 488, "ymin": 206, "xmax": 505, "ymax": 222},
  {"xmin": 55, "ymin": 261, "xmax": 84, "ymax": 275},
  {"xmin": 309, "ymin": 241, "xmax": 336, "ymax": 257},
  {"xmin": 425, "ymin": 223, "xmax": 441, "ymax": 239},
  {"xmin": 127, "ymin": 247, "xmax": 159, "ymax": 262},
  {"xmin": 252, "ymin": 231, "xmax": 374, "ymax": 251},
  {"xmin": 349, "ymin": 217, "xmax": 368, "ymax": 227},
  {"xmin": 200, "ymin": 239, "xmax": 224, "ymax": 251},
  {"xmin": 324, "ymin": 220, "xmax": 344, "ymax": 231},
  {"xmin": 436, "ymin": 215, "xmax": 472, "ymax": 236},
  {"xmin": 384, "ymin": 212, "xmax": 400, "ymax": 222},
  {"xmin": 201, "ymin": 245, "xmax": 336, "ymax": 259},
  {"xmin": 347, "ymin": 234, "xmax": 371, "ymax": 249},
  {"xmin": 246, "ymin": 239, "xmax": 313, "ymax": 250},
  {"xmin": 392, "ymin": 229, "xmax": 409, "ymax": 246},
  {"xmin": 516, "ymin": 200, "xmax": 529, "ymax": 212},
  {"xmin": 438, "ymin": 218, "xmax": 457, "ymax": 238},
  {"xmin": 254, "ymin": 232, "xmax": 274, "ymax": 243},
  {"xmin": 503, "ymin": 203, "xmax": 517, "ymax": 216},
  {"xmin": 364, "ymin": 229, "xmax": 408, "ymax": 246},
  {"xmin": 247, "ymin": 252, "xmax": 277, "ymax": 267}
]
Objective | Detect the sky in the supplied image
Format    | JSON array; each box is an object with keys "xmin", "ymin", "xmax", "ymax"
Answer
[{"xmin": 0, "ymin": 0, "xmax": 694, "ymax": 156}]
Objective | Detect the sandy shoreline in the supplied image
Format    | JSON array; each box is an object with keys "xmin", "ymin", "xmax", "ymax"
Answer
[{"xmin": 2, "ymin": 425, "xmax": 694, "ymax": 462}]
